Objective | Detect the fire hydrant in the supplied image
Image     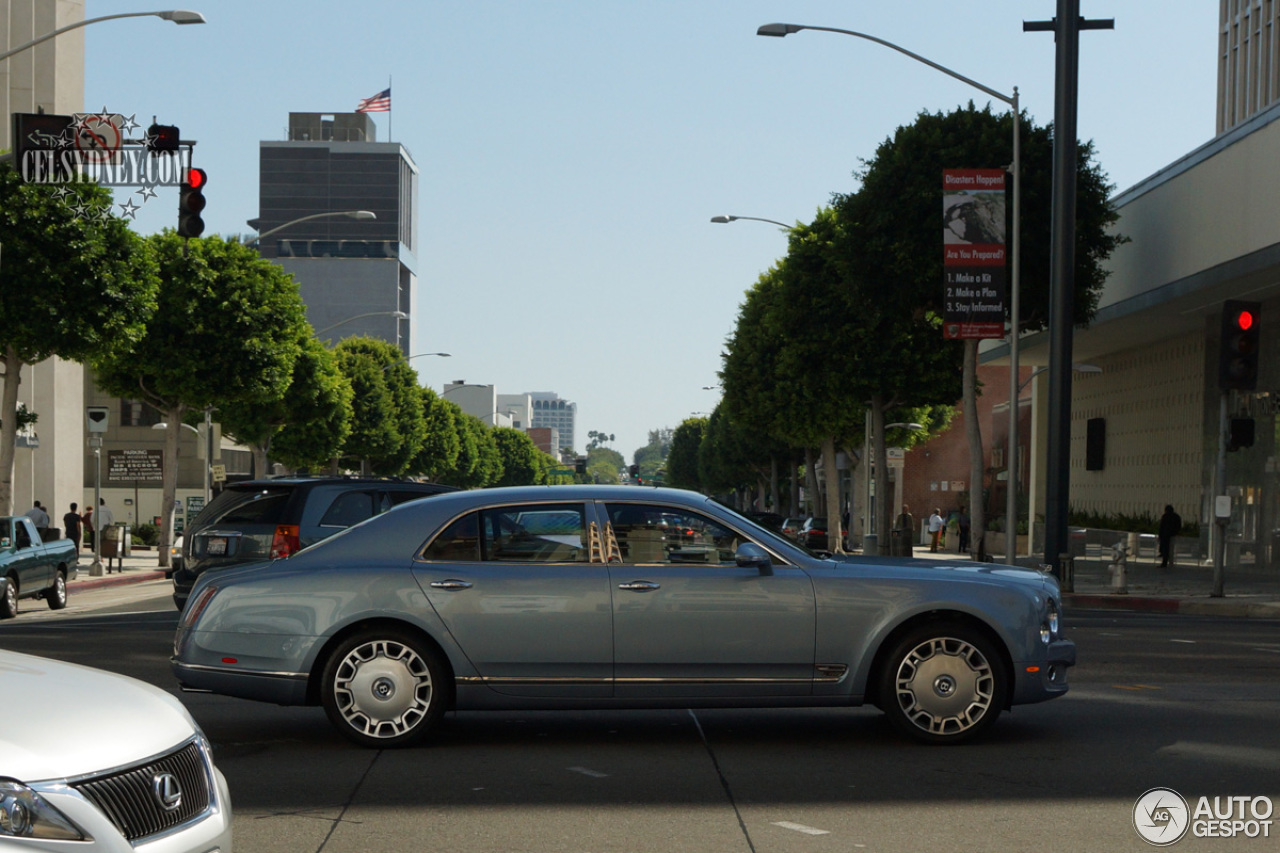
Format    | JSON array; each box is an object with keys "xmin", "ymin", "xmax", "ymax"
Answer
[{"xmin": 1108, "ymin": 540, "xmax": 1129, "ymax": 594}]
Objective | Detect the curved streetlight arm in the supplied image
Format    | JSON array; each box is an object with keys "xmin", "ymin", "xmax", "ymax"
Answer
[
  {"xmin": 382, "ymin": 352, "xmax": 451, "ymax": 372},
  {"xmin": 757, "ymin": 23, "xmax": 1012, "ymax": 106},
  {"xmin": 0, "ymin": 10, "xmax": 206, "ymax": 63},
  {"xmin": 246, "ymin": 210, "xmax": 376, "ymax": 246},
  {"xmin": 315, "ymin": 310, "xmax": 407, "ymax": 336},
  {"xmin": 711, "ymin": 215, "xmax": 793, "ymax": 229}
]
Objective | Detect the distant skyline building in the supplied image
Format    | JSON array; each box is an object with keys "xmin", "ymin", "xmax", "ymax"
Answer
[
  {"xmin": 529, "ymin": 393, "xmax": 576, "ymax": 453},
  {"xmin": 255, "ymin": 112, "xmax": 417, "ymax": 353}
]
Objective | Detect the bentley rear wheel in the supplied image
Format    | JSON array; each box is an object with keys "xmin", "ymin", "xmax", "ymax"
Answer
[{"xmin": 321, "ymin": 628, "xmax": 448, "ymax": 748}]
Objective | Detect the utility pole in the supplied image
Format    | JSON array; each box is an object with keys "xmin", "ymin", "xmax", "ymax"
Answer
[{"xmin": 1025, "ymin": 1, "xmax": 1113, "ymax": 580}]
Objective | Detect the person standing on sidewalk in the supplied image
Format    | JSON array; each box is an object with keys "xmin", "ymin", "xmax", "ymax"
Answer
[
  {"xmin": 1158, "ymin": 504, "xmax": 1183, "ymax": 568},
  {"xmin": 928, "ymin": 508, "xmax": 944, "ymax": 553},
  {"xmin": 25, "ymin": 501, "xmax": 50, "ymax": 541},
  {"xmin": 63, "ymin": 503, "xmax": 82, "ymax": 549}
]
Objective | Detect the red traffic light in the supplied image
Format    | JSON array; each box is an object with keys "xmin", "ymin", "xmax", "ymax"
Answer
[
  {"xmin": 186, "ymin": 167, "xmax": 207, "ymax": 189},
  {"xmin": 1236, "ymin": 309, "xmax": 1255, "ymax": 331}
]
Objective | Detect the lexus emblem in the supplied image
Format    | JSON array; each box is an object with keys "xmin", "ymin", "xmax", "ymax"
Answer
[{"xmin": 152, "ymin": 772, "xmax": 182, "ymax": 811}]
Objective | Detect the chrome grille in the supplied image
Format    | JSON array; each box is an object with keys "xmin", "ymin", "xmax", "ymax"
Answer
[{"xmin": 70, "ymin": 740, "xmax": 212, "ymax": 841}]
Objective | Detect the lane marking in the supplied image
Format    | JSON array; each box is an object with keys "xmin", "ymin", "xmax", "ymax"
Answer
[
  {"xmin": 567, "ymin": 766, "xmax": 608, "ymax": 778},
  {"xmin": 772, "ymin": 821, "xmax": 830, "ymax": 836},
  {"xmin": 1111, "ymin": 684, "xmax": 1163, "ymax": 691},
  {"xmin": 1170, "ymin": 639, "xmax": 1196, "ymax": 644}
]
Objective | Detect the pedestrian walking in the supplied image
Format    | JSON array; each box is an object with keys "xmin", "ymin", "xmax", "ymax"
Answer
[
  {"xmin": 1158, "ymin": 504, "xmax": 1183, "ymax": 568},
  {"xmin": 63, "ymin": 502, "xmax": 82, "ymax": 549},
  {"xmin": 24, "ymin": 501, "xmax": 50, "ymax": 541},
  {"xmin": 81, "ymin": 506, "xmax": 94, "ymax": 551},
  {"xmin": 928, "ymin": 508, "xmax": 944, "ymax": 553}
]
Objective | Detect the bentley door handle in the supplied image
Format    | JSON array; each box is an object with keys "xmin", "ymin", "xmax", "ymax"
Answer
[
  {"xmin": 617, "ymin": 581, "xmax": 660, "ymax": 592},
  {"xmin": 429, "ymin": 579, "xmax": 474, "ymax": 590}
]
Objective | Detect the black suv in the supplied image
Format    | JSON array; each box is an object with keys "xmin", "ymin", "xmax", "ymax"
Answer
[{"xmin": 171, "ymin": 477, "xmax": 456, "ymax": 610}]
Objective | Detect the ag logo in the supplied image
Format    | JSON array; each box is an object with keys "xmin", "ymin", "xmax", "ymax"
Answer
[{"xmin": 1134, "ymin": 787, "xmax": 1190, "ymax": 845}]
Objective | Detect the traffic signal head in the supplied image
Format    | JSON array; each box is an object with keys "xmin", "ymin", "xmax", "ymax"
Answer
[
  {"xmin": 146, "ymin": 123, "xmax": 180, "ymax": 152},
  {"xmin": 1228, "ymin": 417, "xmax": 1256, "ymax": 452},
  {"xmin": 178, "ymin": 167, "xmax": 207, "ymax": 238},
  {"xmin": 1219, "ymin": 300, "xmax": 1261, "ymax": 391}
]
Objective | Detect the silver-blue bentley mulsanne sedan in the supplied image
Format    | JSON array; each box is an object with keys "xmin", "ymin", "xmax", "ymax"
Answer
[{"xmin": 172, "ymin": 485, "xmax": 1075, "ymax": 747}]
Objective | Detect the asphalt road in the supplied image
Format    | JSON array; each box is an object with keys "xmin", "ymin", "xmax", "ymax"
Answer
[{"xmin": 2, "ymin": 582, "xmax": 1279, "ymax": 852}]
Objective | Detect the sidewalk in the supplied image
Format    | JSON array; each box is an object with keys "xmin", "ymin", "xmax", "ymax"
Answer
[
  {"xmin": 908, "ymin": 544, "xmax": 1280, "ymax": 619},
  {"xmin": 68, "ymin": 550, "xmax": 167, "ymax": 592}
]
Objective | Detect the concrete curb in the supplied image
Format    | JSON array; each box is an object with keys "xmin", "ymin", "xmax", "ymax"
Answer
[
  {"xmin": 69, "ymin": 570, "xmax": 167, "ymax": 593},
  {"xmin": 1064, "ymin": 592, "xmax": 1280, "ymax": 619}
]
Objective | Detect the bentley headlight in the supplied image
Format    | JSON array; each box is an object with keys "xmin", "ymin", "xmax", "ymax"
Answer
[
  {"xmin": 1047, "ymin": 598, "xmax": 1060, "ymax": 637},
  {"xmin": 0, "ymin": 780, "xmax": 84, "ymax": 840},
  {"xmin": 1040, "ymin": 597, "xmax": 1061, "ymax": 644}
]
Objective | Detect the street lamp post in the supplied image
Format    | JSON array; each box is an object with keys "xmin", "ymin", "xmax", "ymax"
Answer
[
  {"xmin": 758, "ymin": 21, "xmax": 1021, "ymax": 566},
  {"xmin": 710, "ymin": 215, "xmax": 793, "ymax": 229},
  {"xmin": 315, "ymin": 310, "xmax": 408, "ymax": 336},
  {"xmin": 383, "ymin": 352, "xmax": 451, "ymax": 372},
  {"xmin": 243, "ymin": 210, "xmax": 376, "ymax": 247},
  {"xmin": 0, "ymin": 9, "xmax": 205, "ymax": 63}
]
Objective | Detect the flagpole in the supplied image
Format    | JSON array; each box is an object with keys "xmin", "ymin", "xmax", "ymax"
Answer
[{"xmin": 388, "ymin": 75, "xmax": 392, "ymax": 141}]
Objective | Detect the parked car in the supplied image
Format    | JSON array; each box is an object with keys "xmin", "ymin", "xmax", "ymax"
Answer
[
  {"xmin": 780, "ymin": 516, "xmax": 806, "ymax": 542},
  {"xmin": 168, "ymin": 533, "xmax": 184, "ymax": 579},
  {"xmin": 171, "ymin": 476, "xmax": 456, "ymax": 610},
  {"xmin": 0, "ymin": 516, "xmax": 78, "ymax": 618},
  {"xmin": 0, "ymin": 649, "xmax": 232, "ymax": 852},
  {"xmin": 799, "ymin": 516, "xmax": 830, "ymax": 550},
  {"xmin": 173, "ymin": 485, "xmax": 1075, "ymax": 748}
]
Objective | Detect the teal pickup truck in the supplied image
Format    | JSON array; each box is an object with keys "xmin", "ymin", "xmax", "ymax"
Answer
[{"xmin": 0, "ymin": 516, "xmax": 78, "ymax": 618}]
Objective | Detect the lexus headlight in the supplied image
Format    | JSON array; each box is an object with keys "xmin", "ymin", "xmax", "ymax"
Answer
[{"xmin": 0, "ymin": 780, "xmax": 84, "ymax": 840}]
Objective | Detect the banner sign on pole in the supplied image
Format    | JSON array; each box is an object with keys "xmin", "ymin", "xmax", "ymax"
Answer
[{"xmin": 942, "ymin": 169, "xmax": 1007, "ymax": 339}]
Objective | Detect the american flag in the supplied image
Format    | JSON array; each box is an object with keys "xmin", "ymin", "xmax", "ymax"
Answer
[{"xmin": 356, "ymin": 88, "xmax": 391, "ymax": 113}]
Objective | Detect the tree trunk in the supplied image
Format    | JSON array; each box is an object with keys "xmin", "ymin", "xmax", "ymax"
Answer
[
  {"xmin": 804, "ymin": 448, "xmax": 818, "ymax": 516},
  {"xmin": 769, "ymin": 455, "xmax": 779, "ymax": 513},
  {"xmin": 252, "ymin": 444, "xmax": 269, "ymax": 480},
  {"xmin": 964, "ymin": 340, "xmax": 985, "ymax": 560},
  {"xmin": 790, "ymin": 452, "xmax": 801, "ymax": 516},
  {"xmin": 823, "ymin": 435, "xmax": 844, "ymax": 552},
  {"xmin": 0, "ymin": 347, "xmax": 24, "ymax": 516},
  {"xmin": 157, "ymin": 407, "xmax": 185, "ymax": 569},
  {"xmin": 872, "ymin": 398, "xmax": 893, "ymax": 547}
]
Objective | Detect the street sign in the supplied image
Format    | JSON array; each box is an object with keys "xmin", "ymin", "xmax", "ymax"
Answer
[
  {"xmin": 86, "ymin": 406, "xmax": 110, "ymax": 433},
  {"xmin": 210, "ymin": 464, "xmax": 227, "ymax": 483}
]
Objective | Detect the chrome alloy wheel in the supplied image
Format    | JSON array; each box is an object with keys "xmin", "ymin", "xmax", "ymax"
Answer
[
  {"xmin": 893, "ymin": 636, "xmax": 995, "ymax": 736},
  {"xmin": 332, "ymin": 639, "xmax": 434, "ymax": 740}
]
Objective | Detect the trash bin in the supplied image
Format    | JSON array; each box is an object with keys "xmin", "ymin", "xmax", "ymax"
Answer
[
  {"xmin": 101, "ymin": 525, "xmax": 119, "ymax": 558},
  {"xmin": 862, "ymin": 533, "xmax": 879, "ymax": 556}
]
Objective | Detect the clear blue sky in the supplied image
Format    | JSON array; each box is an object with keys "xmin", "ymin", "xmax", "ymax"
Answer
[{"xmin": 85, "ymin": 0, "xmax": 1217, "ymax": 461}]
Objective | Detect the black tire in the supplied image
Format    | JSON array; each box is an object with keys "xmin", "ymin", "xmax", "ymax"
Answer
[
  {"xmin": 321, "ymin": 628, "xmax": 448, "ymax": 748},
  {"xmin": 46, "ymin": 571, "xmax": 68, "ymax": 610},
  {"xmin": 878, "ymin": 622, "xmax": 1008, "ymax": 744},
  {"xmin": 0, "ymin": 575, "xmax": 17, "ymax": 619}
]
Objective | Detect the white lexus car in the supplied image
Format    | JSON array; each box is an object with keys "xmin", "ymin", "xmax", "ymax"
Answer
[{"xmin": 0, "ymin": 650, "xmax": 232, "ymax": 852}]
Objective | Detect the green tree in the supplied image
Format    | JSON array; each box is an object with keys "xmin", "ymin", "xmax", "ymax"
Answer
[
  {"xmin": 333, "ymin": 347, "xmax": 398, "ymax": 473},
  {"xmin": 334, "ymin": 337, "xmax": 426, "ymax": 475},
  {"xmin": 842, "ymin": 104, "xmax": 1122, "ymax": 554},
  {"xmin": 409, "ymin": 387, "xmax": 461, "ymax": 480},
  {"xmin": 493, "ymin": 427, "xmax": 544, "ymax": 486},
  {"xmin": 666, "ymin": 417, "xmax": 707, "ymax": 491},
  {"xmin": 632, "ymin": 428, "xmax": 672, "ymax": 482},
  {"xmin": 94, "ymin": 232, "xmax": 306, "ymax": 565},
  {"xmin": 0, "ymin": 168, "xmax": 159, "ymax": 513},
  {"xmin": 441, "ymin": 412, "xmax": 503, "ymax": 488},
  {"xmin": 586, "ymin": 446, "xmax": 624, "ymax": 484},
  {"xmin": 218, "ymin": 332, "xmax": 353, "ymax": 474}
]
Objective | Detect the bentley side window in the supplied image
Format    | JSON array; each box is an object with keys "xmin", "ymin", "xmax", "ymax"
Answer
[
  {"xmin": 422, "ymin": 512, "xmax": 481, "ymax": 561},
  {"xmin": 606, "ymin": 504, "xmax": 741, "ymax": 565},
  {"xmin": 481, "ymin": 504, "xmax": 587, "ymax": 563}
]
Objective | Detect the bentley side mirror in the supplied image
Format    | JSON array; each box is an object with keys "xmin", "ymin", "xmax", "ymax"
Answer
[{"xmin": 735, "ymin": 542, "xmax": 773, "ymax": 576}]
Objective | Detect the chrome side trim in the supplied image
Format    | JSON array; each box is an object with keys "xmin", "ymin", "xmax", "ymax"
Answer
[
  {"xmin": 457, "ymin": 676, "xmax": 816, "ymax": 686},
  {"xmin": 172, "ymin": 660, "xmax": 307, "ymax": 680}
]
